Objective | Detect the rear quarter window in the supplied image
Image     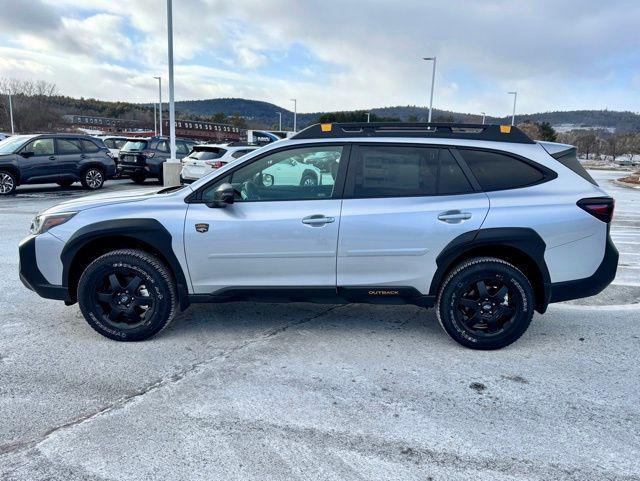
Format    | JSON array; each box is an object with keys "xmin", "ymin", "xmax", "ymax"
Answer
[
  {"xmin": 459, "ymin": 149, "xmax": 546, "ymax": 191},
  {"xmin": 81, "ymin": 140, "xmax": 100, "ymax": 153},
  {"xmin": 554, "ymin": 148, "xmax": 598, "ymax": 186}
]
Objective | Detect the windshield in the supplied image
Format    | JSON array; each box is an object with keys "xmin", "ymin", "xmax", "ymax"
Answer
[
  {"xmin": 0, "ymin": 135, "xmax": 33, "ymax": 154},
  {"xmin": 121, "ymin": 140, "xmax": 148, "ymax": 151},
  {"xmin": 189, "ymin": 148, "xmax": 226, "ymax": 160}
]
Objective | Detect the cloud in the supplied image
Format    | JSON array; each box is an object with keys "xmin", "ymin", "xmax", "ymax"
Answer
[{"xmin": 0, "ymin": 0, "xmax": 638, "ymax": 114}]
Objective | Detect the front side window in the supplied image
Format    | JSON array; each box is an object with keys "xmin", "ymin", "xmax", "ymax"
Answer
[
  {"xmin": 23, "ymin": 138, "xmax": 54, "ymax": 157},
  {"xmin": 202, "ymin": 146, "xmax": 343, "ymax": 203},
  {"xmin": 460, "ymin": 149, "xmax": 545, "ymax": 191},
  {"xmin": 57, "ymin": 139, "xmax": 82, "ymax": 155},
  {"xmin": 347, "ymin": 145, "xmax": 472, "ymax": 198}
]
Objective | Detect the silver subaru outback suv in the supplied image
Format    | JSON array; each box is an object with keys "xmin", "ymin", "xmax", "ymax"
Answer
[{"xmin": 19, "ymin": 123, "xmax": 618, "ymax": 349}]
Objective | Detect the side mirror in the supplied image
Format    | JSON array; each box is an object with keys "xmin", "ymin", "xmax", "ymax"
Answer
[
  {"xmin": 207, "ymin": 183, "xmax": 235, "ymax": 208},
  {"xmin": 20, "ymin": 151, "xmax": 34, "ymax": 158}
]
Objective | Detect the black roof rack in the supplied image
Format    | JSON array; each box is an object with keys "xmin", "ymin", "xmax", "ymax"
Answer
[{"xmin": 292, "ymin": 122, "xmax": 534, "ymax": 144}]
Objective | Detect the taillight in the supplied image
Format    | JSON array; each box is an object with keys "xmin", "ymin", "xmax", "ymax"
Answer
[
  {"xmin": 577, "ymin": 197, "xmax": 615, "ymax": 223},
  {"xmin": 205, "ymin": 160, "xmax": 224, "ymax": 169},
  {"xmin": 143, "ymin": 150, "xmax": 155, "ymax": 158}
]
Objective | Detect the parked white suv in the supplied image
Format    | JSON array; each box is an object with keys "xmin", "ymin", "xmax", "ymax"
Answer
[
  {"xmin": 180, "ymin": 143, "xmax": 260, "ymax": 183},
  {"xmin": 19, "ymin": 123, "xmax": 618, "ymax": 349}
]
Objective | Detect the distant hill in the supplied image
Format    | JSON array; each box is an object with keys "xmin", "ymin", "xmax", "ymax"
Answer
[
  {"xmin": 174, "ymin": 99, "xmax": 640, "ymax": 133},
  {"xmin": 3, "ymin": 93, "xmax": 640, "ymax": 134}
]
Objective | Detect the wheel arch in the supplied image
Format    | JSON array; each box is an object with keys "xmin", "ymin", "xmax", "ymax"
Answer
[
  {"xmin": 430, "ymin": 228, "xmax": 551, "ymax": 313},
  {"xmin": 61, "ymin": 219, "xmax": 190, "ymax": 310}
]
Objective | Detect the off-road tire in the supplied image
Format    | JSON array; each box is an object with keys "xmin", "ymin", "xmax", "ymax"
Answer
[
  {"xmin": 77, "ymin": 249, "xmax": 177, "ymax": 341},
  {"xmin": 436, "ymin": 256, "xmax": 534, "ymax": 350}
]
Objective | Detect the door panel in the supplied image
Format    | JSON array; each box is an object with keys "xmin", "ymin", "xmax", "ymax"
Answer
[
  {"xmin": 55, "ymin": 138, "xmax": 83, "ymax": 178},
  {"xmin": 185, "ymin": 200, "xmax": 341, "ymax": 293},
  {"xmin": 19, "ymin": 138, "xmax": 57, "ymax": 183},
  {"xmin": 337, "ymin": 194, "xmax": 489, "ymax": 292}
]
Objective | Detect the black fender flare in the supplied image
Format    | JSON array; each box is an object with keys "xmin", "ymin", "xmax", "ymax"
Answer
[
  {"xmin": 429, "ymin": 227, "xmax": 552, "ymax": 312},
  {"xmin": 60, "ymin": 218, "xmax": 190, "ymax": 309}
]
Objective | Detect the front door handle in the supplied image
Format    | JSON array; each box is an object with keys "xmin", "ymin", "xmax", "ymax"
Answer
[
  {"xmin": 438, "ymin": 210, "xmax": 472, "ymax": 223},
  {"xmin": 49, "ymin": 156, "xmax": 56, "ymax": 161},
  {"xmin": 302, "ymin": 215, "xmax": 335, "ymax": 226}
]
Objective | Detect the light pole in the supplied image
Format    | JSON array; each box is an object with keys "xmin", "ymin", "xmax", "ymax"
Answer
[
  {"xmin": 508, "ymin": 91, "xmax": 518, "ymax": 126},
  {"xmin": 164, "ymin": 0, "xmax": 179, "ymax": 186},
  {"xmin": 290, "ymin": 99, "xmax": 297, "ymax": 132},
  {"xmin": 366, "ymin": 112, "xmax": 370, "ymax": 123},
  {"xmin": 154, "ymin": 76, "xmax": 162, "ymax": 136},
  {"xmin": 423, "ymin": 56, "xmax": 437, "ymax": 122},
  {"xmin": 277, "ymin": 112, "xmax": 282, "ymax": 131},
  {"xmin": 153, "ymin": 102, "xmax": 157, "ymax": 135},
  {"xmin": 8, "ymin": 93, "xmax": 14, "ymax": 135},
  {"xmin": 481, "ymin": 112, "xmax": 486, "ymax": 125}
]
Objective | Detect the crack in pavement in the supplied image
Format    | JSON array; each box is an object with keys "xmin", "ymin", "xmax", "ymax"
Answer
[{"xmin": 0, "ymin": 304, "xmax": 344, "ymax": 458}]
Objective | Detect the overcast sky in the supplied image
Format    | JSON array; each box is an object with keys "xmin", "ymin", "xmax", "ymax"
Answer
[{"xmin": 0, "ymin": 0, "xmax": 638, "ymax": 115}]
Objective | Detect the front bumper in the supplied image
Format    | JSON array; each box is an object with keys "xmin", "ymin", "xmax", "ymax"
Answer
[
  {"xmin": 548, "ymin": 230, "xmax": 619, "ymax": 303},
  {"xmin": 19, "ymin": 235, "xmax": 70, "ymax": 302}
]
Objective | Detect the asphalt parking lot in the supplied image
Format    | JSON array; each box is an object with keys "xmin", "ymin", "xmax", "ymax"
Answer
[{"xmin": 1, "ymin": 172, "xmax": 639, "ymax": 481}]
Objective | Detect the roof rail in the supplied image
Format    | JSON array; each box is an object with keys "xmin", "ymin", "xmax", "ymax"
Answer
[{"xmin": 291, "ymin": 122, "xmax": 534, "ymax": 144}]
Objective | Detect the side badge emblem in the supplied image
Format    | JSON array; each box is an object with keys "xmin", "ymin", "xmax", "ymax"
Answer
[{"xmin": 195, "ymin": 223, "xmax": 209, "ymax": 233}]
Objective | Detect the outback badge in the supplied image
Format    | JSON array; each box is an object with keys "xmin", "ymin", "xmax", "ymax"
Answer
[{"xmin": 195, "ymin": 223, "xmax": 209, "ymax": 233}]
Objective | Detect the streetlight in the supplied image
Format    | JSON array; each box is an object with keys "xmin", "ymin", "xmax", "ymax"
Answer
[
  {"xmin": 153, "ymin": 102, "xmax": 157, "ymax": 135},
  {"xmin": 164, "ymin": 0, "xmax": 179, "ymax": 186},
  {"xmin": 290, "ymin": 99, "xmax": 297, "ymax": 132},
  {"xmin": 7, "ymin": 93, "xmax": 14, "ymax": 135},
  {"xmin": 366, "ymin": 112, "xmax": 370, "ymax": 123},
  {"xmin": 154, "ymin": 76, "xmax": 162, "ymax": 136},
  {"xmin": 481, "ymin": 112, "xmax": 486, "ymax": 125},
  {"xmin": 277, "ymin": 112, "xmax": 282, "ymax": 131},
  {"xmin": 423, "ymin": 56, "xmax": 437, "ymax": 122},
  {"xmin": 508, "ymin": 91, "xmax": 518, "ymax": 126}
]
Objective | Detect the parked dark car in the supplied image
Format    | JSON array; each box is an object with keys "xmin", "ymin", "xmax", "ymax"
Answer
[
  {"xmin": 0, "ymin": 134, "xmax": 116, "ymax": 195},
  {"xmin": 118, "ymin": 136, "xmax": 198, "ymax": 184}
]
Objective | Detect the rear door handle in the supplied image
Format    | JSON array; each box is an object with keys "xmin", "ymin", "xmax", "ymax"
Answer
[
  {"xmin": 49, "ymin": 156, "xmax": 56, "ymax": 161},
  {"xmin": 80, "ymin": 154, "xmax": 87, "ymax": 159},
  {"xmin": 438, "ymin": 210, "xmax": 472, "ymax": 223},
  {"xmin": 302, "ymin": 215, "xmax": 335, "ymax": 226}
]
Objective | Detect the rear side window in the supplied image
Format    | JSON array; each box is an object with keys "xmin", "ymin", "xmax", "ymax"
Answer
[
  {"xmin": 348, "ymin": 145, "xmax": 473, "ymax": 198},
  {"xmin": 460, "ymin": 149, "xmax": 545, "ymax": 191},
  {"xmin": 56, "ymin": 139, "xmax": 82, "ymax": 155},
  {"xmin": 176, "ymin": 141, "xmax": 189, "ymax": 155},
  {"xmin": 554, "ymin": 148, "xmax": 597, "ymax": 185},
  {"xmin": 81, "ymin": 140, "xmax": 100, "ymax": 153}
]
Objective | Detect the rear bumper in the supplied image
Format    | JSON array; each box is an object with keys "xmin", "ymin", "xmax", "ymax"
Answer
[
  {"xmin": 19, "ymin": 235, "xmax": 70, "ymax": 302},
  {"xmin": 548, "ymin": 230, "xmax": 619, "ymax": 304}
]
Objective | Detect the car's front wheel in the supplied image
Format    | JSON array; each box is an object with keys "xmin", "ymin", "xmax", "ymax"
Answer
[
  {"xmin": 300, "ymin": 172, "xmax": 318, "ymax": 186},
  {"xmin": 436, "ymin": 257, "xmax": 534, "ymax": 350},
  {"xmin": 0, "ymin": 171, "xmax": 17, "ymax": 195},
  {"xmin": 77, "ymin": 249, "xmax": 177, "ymax": 341},
  {"xmin": 81, "ymin": 168, "xmax": 104, "ymax": 190}
]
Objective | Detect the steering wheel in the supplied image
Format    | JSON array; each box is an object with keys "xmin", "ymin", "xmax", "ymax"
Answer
[{"xmin": 240, "ymin": 180, "xmax": 260, "ymax": 201}]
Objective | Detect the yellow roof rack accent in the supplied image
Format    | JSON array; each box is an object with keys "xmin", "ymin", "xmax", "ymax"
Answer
[
  {"xmin": 500, "ymin": 125, "xmax": 512, "ymax": 134},
  {"xmin": 320, "ymin": 123, "xmax": 333, "ymax": 132}
]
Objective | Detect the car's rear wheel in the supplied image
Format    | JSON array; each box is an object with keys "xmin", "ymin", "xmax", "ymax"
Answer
[
  {"xmin": 57, "ymin": 180, "xmax": 74, "ymax": 188},
  {"xmin": 131, "ymin": 172, "xmax": 146, "ymax": 184},
  {"xmin": 77, "ymin": 249, "xmax": 177, "ymax": 341},
  {"xmin": 436, "ymin": 257, "xmax": 534, "ymax": 350},
  {"xmin": 0, "ymin": 171, "xmax": 17, "ymax": 195},
  {"xmin": 81, "ymin": 168, "xmax": 104, "ymax": 190}
]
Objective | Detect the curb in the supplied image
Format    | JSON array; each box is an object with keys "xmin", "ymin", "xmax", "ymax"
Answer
[{"xmin": 613, "ymin": 179, "xmax": 640, "ymax": 190}]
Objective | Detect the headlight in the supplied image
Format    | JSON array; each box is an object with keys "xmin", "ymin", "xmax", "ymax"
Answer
[{"xmin": 30, "ymin": 212, "xmax": 77, "ymax": 235}]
